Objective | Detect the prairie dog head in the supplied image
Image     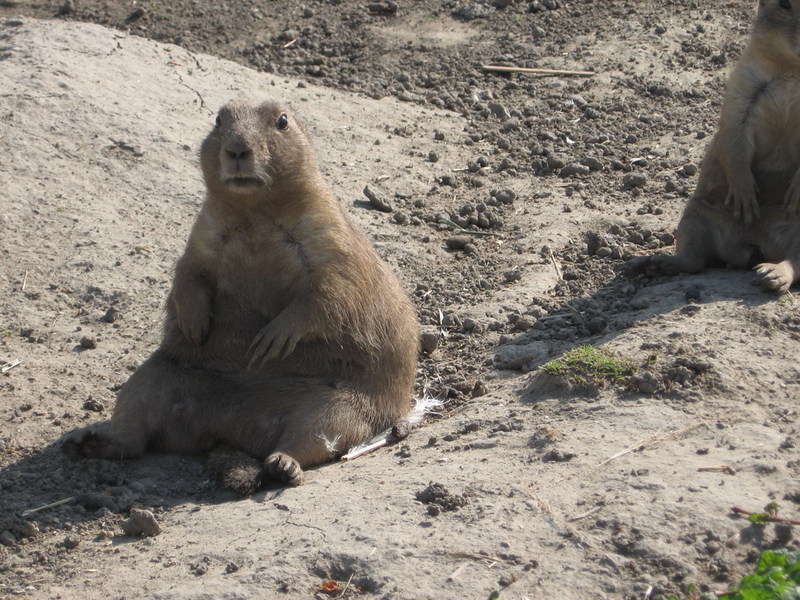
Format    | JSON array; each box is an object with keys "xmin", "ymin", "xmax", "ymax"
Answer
[
  {"xmin": 200, "ymin": 100, "xmax": 317, "ymax": 200},
  {"xmin": 755, "ymin": 0, "xmax": 800, "ymax": 63}
]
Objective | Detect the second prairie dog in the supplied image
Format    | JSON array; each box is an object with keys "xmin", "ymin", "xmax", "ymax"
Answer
[
  {"xmin": 626, "ymin": 0, "xmax": 800, "ymax": 293},
  {"xmin": 63, "ymin": 100, "xmax": 420, "ymax": 489}
]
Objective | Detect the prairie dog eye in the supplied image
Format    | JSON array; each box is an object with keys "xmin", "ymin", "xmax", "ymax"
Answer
[
  {"xmin": 277, "ymin": 113, "xmax": 289, "ymax": 130},
  {"xmin": 780, "ymin": 0, "xmax": 792, "ymax": 10},
  {"xmin": 215, "ymin": 114, "xmax": 222, "ymax": 128}
]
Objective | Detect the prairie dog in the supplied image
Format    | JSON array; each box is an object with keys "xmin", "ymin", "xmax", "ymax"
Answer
[
  {"xmin": 64, "ymin": 100, "xmax": 420, "ymax": 488},
  {"xmin": 626, "ymin": 0, "xmax": 800, "ymax": 293}
]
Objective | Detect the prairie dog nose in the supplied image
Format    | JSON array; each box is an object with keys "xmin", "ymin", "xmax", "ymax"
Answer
[{"xmin": 224, "ymin": 136, "xmax": 251, "ymax": 161}]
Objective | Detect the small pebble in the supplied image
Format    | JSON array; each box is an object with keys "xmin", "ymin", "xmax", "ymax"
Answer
[
  {"xmin": 122, "ymin": 508, "xmax": 161, "ymax": 537},
  {"xmin": 79, "ymin": 336, "xmax": 97, "ymax": 349},
  {"xmin": 62, "ymin": 535, "xmax": 81, "ymax": 550},
  {"xmin": 622, "ymin": 173, "xmax": 647, "ymax": 189},
  {"xmin": 420, "ymin": 331, "xmax": 440, "ymax": 355},
  {"xmin": 560, "ymin": 163, "xmax": 591, "ymax": 178},
  {"xmin": 445, "ymin": 236, "xmax": 470, "ymax": 250},
  {"xmin": 393, "ymin": 212, "xmax": 409, "ymax": 225},
  {"xmin": 0, "ymin": 531, "xmax": 16, "ymax": 547},
  {"xmin": 102, "ymin": 308, "xmax": 121, "ymax": 323},
  {"xmin": 363, "ymin": 186, "xmax": 393, "ymax": 212}
]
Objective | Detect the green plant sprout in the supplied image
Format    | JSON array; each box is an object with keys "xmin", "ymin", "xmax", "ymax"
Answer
[{"xmin": 669, "ymin": 549, "xmax": 800, "ymax": 600}]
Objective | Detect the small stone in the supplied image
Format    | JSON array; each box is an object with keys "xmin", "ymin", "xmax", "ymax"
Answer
[
  {"xmin": 581, "ymin": 156, "xmax": 605, "ymax": 171},
  {"xmin": 428, "ymin": 151, "xmax": 440, "ymax": 163},
  {"xmin": 472, "ymin": 381, "xmax": 488, "ymax": 397},
  {"xmin": 488, "ymin": 103, "xmax": 510, "ymax": 120},
  {"xmin": 102, "ymin": 308, "xmax": 121, "ymax": 323},
  {"xmin": 79, "ymin": 336, "xmax": 97, "ymax": 349},
  {"xmin": 622, "ymin": 173, "xmax": 647, "ymax": 189},
  {"xmin": 125, "ymin": 6, "xmax": 146, "ymax": 22},
  {"xmin": 542, "ymin": 449, "xmax": 576, "ymax": 462},
  {"xmin": 225, "ymin": 562, "xmax": 240, "ymax": 574},
  {"xmin": 684, "ymin": 285, "xmax": 702, "ymax": 302},
  {"xmin": 122, "ymin": 508, "xmax": 161, "ymax": 537},
  {"xmin": 82, "ymin": 396, "xmax": 105, "ymax": 413},
  {"xmin": 363, "ymin": 186, "xmax": 393, "ymax": 212},
  {"xmin": 631, "ymin": 371, "xmax": 661, "ymax": 394},
  {"xmin": 62, "ymin": 535, "xmax": 81, "ymax": 549},
  {"xmin": 393, "ymin": 212, "xmax": 409, "ymax": 225},
  {"xmin": 560, "ymin": 163, "xmax": 591, "ymax": 178},
  {"xmin": 76, "ymin": 492, "xmax": 119, "ymax": 513},
  {"xmin": 366, "ymin": 1, "xmax": 398, "ymax": 15},
  {"xmin": 682, "ymin": 163, "xmax": 698, "ymax": 176},
  {"xmin": 21, "ymin": 521, "xmax": 39, "ymax": 538},
  {"xmin": 445, "ymin": 236, "xmax": 470, "ymax": 250},
  {"xmin": 774, "ymin": 522, "xmax": 793, "ymax": 545},
  {"xmin": 420, "ymin": 331, "xmax": 440, "ymax": 355},
  {"xmin": 0, "ymin": 531, "xmax": 16, "ymax": 546},
  {"xmin": 58, "ymin": 0, "xmax": 75, "ymax": 15},
  {"xmin": 586, "ymin": 317, "xmax": 606, "ymax": 334},
  {"xmin": 493, "ymin": 189, "xmax": 516, "ymax": 204}
]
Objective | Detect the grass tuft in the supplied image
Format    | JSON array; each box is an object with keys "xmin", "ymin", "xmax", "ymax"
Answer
[{"xmin": 539, "ymin": 345, "xmax": 635, "ymax": 389}]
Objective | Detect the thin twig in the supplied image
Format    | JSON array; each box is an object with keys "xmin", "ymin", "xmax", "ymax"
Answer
[
  {"xmin": 528, "ymin": 492, "xmax": 590, "ymax": 549},
  {"xmin": 547, "ymin": 247, "xmax": 563, "ymax": 280},
  {"xmin": 337, "ymin": 572, "xmax": 354, "ymax": 598},
  {"xmin": 568, "ymin": 505, "xmax": 603, "ymax": 522},
  {"xmin": 731, "ymin": 506, "xmax": 800, "ymax": 525},
  {"xmin": 482, "ymin": 64, "xmax": 595, "ymax": 77},
  {"xmin": 21, "ymin": 270, "xmax": 29, "ymax": 292},
  {"xmin": 21, "ymin": 496, "xmax": 75, "ymax": 517},
  {"xmin": 698, "ymin": 465, "xmax": 737, "ymax": 475},
  {"xmin": 444, "ymin": 551, "xmax": 503, "ymax": 563},
  {"xmin": 595, "ymin": 423, "xmax": 705, "ymax": 469}
]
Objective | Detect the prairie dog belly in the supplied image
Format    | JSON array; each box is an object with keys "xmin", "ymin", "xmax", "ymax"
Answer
[{"xmin": 751, "ymin": 77, "xmax": 800, "ymax": 172}]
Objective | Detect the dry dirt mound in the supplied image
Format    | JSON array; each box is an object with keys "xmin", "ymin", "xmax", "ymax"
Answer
[{"xmin": 1, "ymin": 12, "xmax": 799, "ymax": 600}]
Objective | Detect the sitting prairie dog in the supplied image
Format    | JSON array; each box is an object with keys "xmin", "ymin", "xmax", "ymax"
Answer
[
  {"xmin": 626, "ymin": 0, "xmax": 800, "ymax": 293},
  {"xmin": 714, "ymin": 0, "xmax": 800, "ymax": 223},
  {"xmin": 64, "ymin": 100, "xmax": 420, "ymax": 489}
]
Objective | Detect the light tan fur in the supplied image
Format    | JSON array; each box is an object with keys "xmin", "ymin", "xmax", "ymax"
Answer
[
  {"xmin": 627, "ymin": 0, "xmax": 800, "ymax": 293},
  {"xmin": 64, "ymin": 100, "xmax": 420, "ymax": 488}
]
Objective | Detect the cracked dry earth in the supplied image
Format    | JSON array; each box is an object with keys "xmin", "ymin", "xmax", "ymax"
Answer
[{"xmin": 1, "ymin": 1, "xmax": 800, "ymax": 599}]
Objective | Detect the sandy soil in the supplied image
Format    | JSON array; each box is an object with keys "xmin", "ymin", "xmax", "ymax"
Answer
[{"xmin": 1, "ymin": 2, "xmax": 799, "ymax": 599}]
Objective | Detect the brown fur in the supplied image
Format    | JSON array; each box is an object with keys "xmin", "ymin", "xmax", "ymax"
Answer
[
  {"xmin": 626, "ymin": 0, "xmax": 800, "ymax": 293},
  {"xmin": 63, "ymin": 100, "xmax": 420, "ymax": 488}
]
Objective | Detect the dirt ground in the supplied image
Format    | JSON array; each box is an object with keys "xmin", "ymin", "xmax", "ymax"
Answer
[{"xmin": 1, "ymin": 1, "xmax": 799, "ymax": 599}]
